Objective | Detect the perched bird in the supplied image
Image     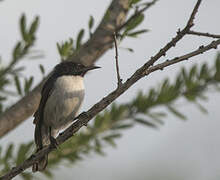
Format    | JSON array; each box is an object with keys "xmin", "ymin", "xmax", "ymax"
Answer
[{"xmin": 32, "ymin": 61, "xmax": 100, "ymax": 172}]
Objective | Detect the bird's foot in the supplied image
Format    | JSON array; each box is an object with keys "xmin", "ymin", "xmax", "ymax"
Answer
[{"xmin": 50, "ymin": 136, "xmax": 58, "ymax": 149}]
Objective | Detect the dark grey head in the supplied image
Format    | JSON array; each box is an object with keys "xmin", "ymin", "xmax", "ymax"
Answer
[{"xmin": 53, "ymin": 61, "xmax": 100, "ymax": 78}]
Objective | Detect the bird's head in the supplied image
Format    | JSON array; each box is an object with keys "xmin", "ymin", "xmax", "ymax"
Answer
[{"xmin": 53, "ymin": 61, "xmax": 100, "ymax": 77}]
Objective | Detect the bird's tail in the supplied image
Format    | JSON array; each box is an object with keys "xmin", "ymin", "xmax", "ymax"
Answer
[{"xmin": 32, "ymin": 120, "xmax": 50, "ymax": 172}]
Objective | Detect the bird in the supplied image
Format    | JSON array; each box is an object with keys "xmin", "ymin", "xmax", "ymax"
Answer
[{"xmin": 32, "ymin": 61, "xmax": 100, "ymax": 172}]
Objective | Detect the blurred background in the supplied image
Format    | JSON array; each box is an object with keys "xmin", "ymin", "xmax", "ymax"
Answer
[{"xmin": 0, "ymin": 0, "xmax": 220, "ymax": 179}]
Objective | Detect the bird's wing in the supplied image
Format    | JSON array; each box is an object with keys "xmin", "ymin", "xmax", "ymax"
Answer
[
  {"xmin": 33, "ymin": 75, "xmax": 56, "ymax": 149},
  {"xmin": 33, "ymin": 75, "xmax": 56, "ymax": 123}
]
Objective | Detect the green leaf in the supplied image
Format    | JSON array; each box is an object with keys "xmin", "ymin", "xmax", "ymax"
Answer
[
  {"xmin": 214, "ymin": 54, "xmax": 220, "ymax": 81},
  {"xmin": 9, "ymin": 67, "xmax": 25, "ymax": 75},
  {"xmin": 125, "ymin": 14, "xmax": 144, "ymax": 32},
  {"xmin": 103, "ymin": 133, "xmax": 121, "ymax": 140},
  {"xmin": 175, "ymin": 75, "xmax": 183, "ymax": 90},
  {"xmin": 215, "ymin": 53, "xmax": 220, "ymax": 72},
  {"xmin": 94, "ymin": 115, "xmax": 103, "ymax": 128},
  {"xmin": 57, "ymin": 39, "xmax": 74, "ymax": 60},
  {"xmin": 102, "ymin": 134, "xmax": 121, "ymax": 147},
  {"xmin": 103, "ymin": 137, "xmax": 116, "ymax": 147},
  {"xmin": 151, "ymin": 112, "xmax": 167, "ymax": 117},
  {"xmin": 199, "ymin": 63, "xmax": 208, "ymax": 80},
  {"xmin": 56, "ymin": 43, "xmax": 62, "ymax": 55},
  {"xmin": 16, "ymin": 145, "xmax": 26, "ymax": 165},
  {"xmin": 14, "ymin": 75, "xmax": 22, "ymax": 95},
  {"xmin": 214, "ymin": 71, "xmax": 220, "ymax": 81},
  {"xmin": 20, "ymin": 14, "xmax": 27, "ymax": 41},
  {"xmin": 16, "ymin": 141, "xmax": 34, "ymax": 165},
  {"xmin": 44, "ymin": 170, "xmax": 53, "ymax": 178},
  {"xmin": 29, "ymin": 16, "xmax": 39, "ymax": 35},
  {"xmin": 13, "ymin": 42, "xmax": 22, "ymax": 60},
  {"xmin": 24, "ymin": 76, "xmax": 34, "ymax": 94},
  {"xmin": 127, "ymin": 29, "xmax": 149, "ymax": 37},
  {"xmin": 181, "ymin": 67, "xmax": 188, "ymax": 81},
  {"xmin": 88, "ymin": 15, "xmax": 94, "ymax": 30},
  {"xmin": 134, "ymin": 118, "xmax": 158, "ymax": 129},
  {"xmin": 39, "ymin": 64, "xmax": 45, "ymax": 75},
  {"xmin": 94, "ymin": 139, "xmax": 105, "ymax": 155},
  {"xmin": 129, "ymin": 0, "xmax": 141, "ymax": 6},
  {"xmin": 112, "ymin": 123, "xmax": 134, "ymax": 130},
  {"xmin": 76, "ymin": 29, "xmax": 85, "ymax": 50},
  {"xmin": 189, "ymin": 64, "xmax": 197, "ymax": 81},
  {"xmin": 147, "ymin": 113, "xmax": 164, "ymax": 125},
  {"xmin": 195, "ymin": 102, "xmax": 208, "ymax": 114},
  {"xmin": 21, "ymin": 172, "xmax": 33, "ymax": 180},
  {"xmin": 126, "ymin": 48, "xmax": 134, "ymax": 52},
  {"xmin": 167, "ymin": 105, "xmax": 186, "ymax": 120},
  {"xmin": 4, "ymin": 144, "xmax": 14, "ymax": 162}
]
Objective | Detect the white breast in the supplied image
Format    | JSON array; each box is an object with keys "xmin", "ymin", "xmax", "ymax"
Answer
[
  {"xmin": 55, "ymin": 75, "xmax": 84, "ymax": 92},
  {"xmin": 44, "ymin": 75, "xmax": 85, "ymax": 131}
]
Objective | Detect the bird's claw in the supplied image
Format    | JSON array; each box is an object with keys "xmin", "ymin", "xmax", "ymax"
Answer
[{"xmin": 50, "ymin": 136, "xmax": 58, "ymax": 149}]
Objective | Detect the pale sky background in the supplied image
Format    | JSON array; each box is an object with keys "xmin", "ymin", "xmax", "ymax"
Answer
[{"xmin": 0, "ymin": 0, "xmax": 220, "ymax": 180}]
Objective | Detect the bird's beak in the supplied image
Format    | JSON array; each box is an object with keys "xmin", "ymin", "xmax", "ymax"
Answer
[{"xmin": 84, "ymin": 65, "xmax": 101, "ymax": 72}]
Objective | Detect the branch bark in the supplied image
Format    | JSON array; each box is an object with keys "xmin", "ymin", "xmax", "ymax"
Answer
[{"xmin": 2, "ymin": 1, "xmax": 216, "ymax": 179}]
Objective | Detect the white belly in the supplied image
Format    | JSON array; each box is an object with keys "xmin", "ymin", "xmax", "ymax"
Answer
[{"xmin": 44, "ymin": 75, "xmax": 85, "ymax": 131}]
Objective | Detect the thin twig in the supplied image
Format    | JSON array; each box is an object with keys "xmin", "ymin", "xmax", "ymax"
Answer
[
  {"xmin": 188, "ymin": 30, "xmax": 220, "ymax": 38},
  {"xmin": 0, "ymin": 0, "xmax": 208, "ymax": 179},
  {"xmin": 113, "ymin": 32, "xmax": 122, "ymax": 87},
  {"xmin": 186, "ymin": 0, "xmax": 202, "ymax": 27},
  {"xmin": 145, "ymin": 39, "xmax": 220, "ymax": 75},
  {"xmin": 142, "ymin": 0, "xmax": 202, "ymax": 70}
]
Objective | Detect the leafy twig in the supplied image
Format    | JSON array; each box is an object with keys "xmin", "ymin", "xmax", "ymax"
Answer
[{"xmin": 117, "ymin": 0, "xmax": 159, "ymax": 31}]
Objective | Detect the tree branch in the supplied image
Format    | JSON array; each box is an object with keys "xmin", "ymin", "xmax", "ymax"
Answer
[
  {"xmin": 1, "ymin": 1, "xmax": 214, "ymax": 179},
  {"xmin": 113, "ymin": 32, "xmax": 122, "ymax": 87},
  {"xmin": 141, "ymin": 0, "xmax": 202, "ymax": 70},
  {"xmin": 145, "ymin": 39, "xmax": 220, "ymax": 75},
  {"xmin": 188, "ymin": 30, "xmax": 220, "ymax": 38}
]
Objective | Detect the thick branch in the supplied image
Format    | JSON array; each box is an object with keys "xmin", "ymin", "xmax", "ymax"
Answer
[
  {"xmin": 0, "ymin": 1, "xmax": 209, "ymax": 179},
  {"xmin": 0, "ymin": 0, "xmax": 131, "ymax": 138}
]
